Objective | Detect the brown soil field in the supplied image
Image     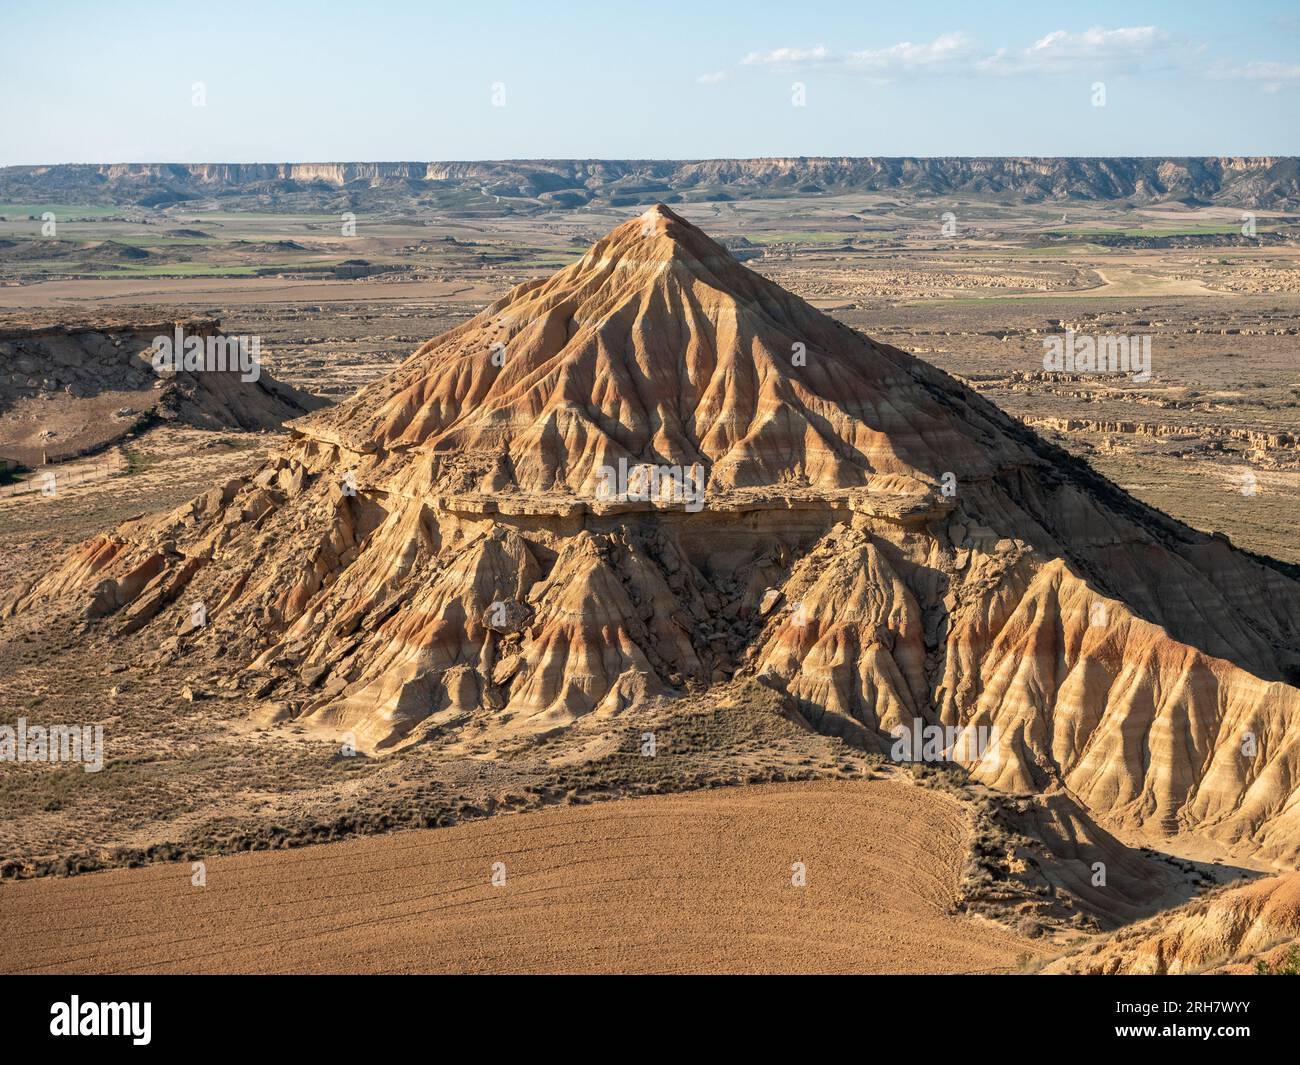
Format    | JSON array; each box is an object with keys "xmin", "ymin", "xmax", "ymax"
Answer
[
  {"xmin": 0, "ymin": 276, "xmax": 499, "ymax": 310},
  {"xmin": 0, "ymin": 780, "xmax": 1044, "ymax": 975}
]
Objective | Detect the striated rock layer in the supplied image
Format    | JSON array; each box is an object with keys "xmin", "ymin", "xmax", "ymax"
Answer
[
  {"xmin": 1044, "ymin": 872, "xmax": 1300, "ymax": 974},
  {"xmin": 7, "ymin": 206, "xmax": 1300, "ymax": 865}
]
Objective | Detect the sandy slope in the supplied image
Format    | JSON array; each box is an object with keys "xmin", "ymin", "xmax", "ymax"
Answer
[
  {"xmin": 1043, "ymin": 872, "xmax": 1300, "ymax": 974},
  {"xmin": 0, "ymin": 781, "xmax": 1042, "ymax": 975}
]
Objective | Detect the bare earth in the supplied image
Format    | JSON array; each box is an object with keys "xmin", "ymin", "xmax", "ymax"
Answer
[{"xmin": 0, "ymin": 780, "xmax": 1042, "ymax": 975}]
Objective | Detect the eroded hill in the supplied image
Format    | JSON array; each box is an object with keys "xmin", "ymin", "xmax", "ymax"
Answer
[
  {"xmin": 0, "ymin": 317, "xmax": 325, "ymax": 467},
  {"xmin": 1044, "ymin": 871, "xmax": 1300, "ymax": 974},
  {"xmin": 6, "ymin": 205, "xmax": 1300, "ymax": 871}
]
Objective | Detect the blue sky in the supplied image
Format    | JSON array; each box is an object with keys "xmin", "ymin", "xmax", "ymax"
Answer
[{"xmin": 2, "ymin": 0, "xmax": 1298, "ymax": 164}]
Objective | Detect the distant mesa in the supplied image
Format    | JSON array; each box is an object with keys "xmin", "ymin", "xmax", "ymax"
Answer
[{"xmin": 1, "ymin": 157, "xmax": 1297, "ymax": 211}]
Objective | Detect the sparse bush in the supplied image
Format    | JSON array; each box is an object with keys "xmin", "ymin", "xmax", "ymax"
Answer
[{"xmin": 1255, "ymin": 944, "xmax": 1300, "ymax": 975}]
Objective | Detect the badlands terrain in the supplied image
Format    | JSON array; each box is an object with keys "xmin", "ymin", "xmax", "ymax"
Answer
[{"xmin": 2, "ymin": 178, "xmax": 1299, "ymax": 975}]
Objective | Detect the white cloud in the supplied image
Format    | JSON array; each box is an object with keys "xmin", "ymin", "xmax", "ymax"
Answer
[
  {"xmin": 696, "ymin": 71, "xmax": 727, "ymax": 84},
  {"xmin": 977, "ymin": 26, "xmax": 1178, "ymax": 74},
  {"xmin": 741, "ymin": 33, "xmax": 975, "ymax": 82},
  {"xmin": 739, "ymin": 26, "xmax": 1186, "ymax": 81},
  {"xmin": 1208, "ymin": 59, "xmax": 1300, "ymax": 91},
  {"xmin": 741, "ymin": 45, "xmax": 832, "ymax": 68},
  {"xmin": 847, "ymin": 32, "xmax": 977, "ymax": 75}
]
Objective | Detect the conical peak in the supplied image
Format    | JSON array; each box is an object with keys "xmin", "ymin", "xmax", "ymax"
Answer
[
  {"xmin": 632, "ymin": 202, "xmax": 689, "ymax": 237},
  {"xmin": 588, "ymin": 202, "xmax": 738, "ymax": 275},
  {"xmin": 306, "ymin": 195, "xmax": 984, "ymax": 498}
]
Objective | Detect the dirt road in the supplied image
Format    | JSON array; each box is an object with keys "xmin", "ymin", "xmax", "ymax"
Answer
[{"xmin": 0, "ymin": 781, "xmax": 1041, "ymax": 974}]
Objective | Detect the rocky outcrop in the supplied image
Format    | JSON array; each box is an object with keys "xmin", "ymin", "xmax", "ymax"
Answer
[
  {"xmin": 1044, "ymin": 872, "xmax": 1300, "ymax": 974},
  {"xmin": 0, "ymin": 319, "xmax": 325, "ymax": 465},
  {"xmin": 1025, "ymin": 416, "xmax": 1300, "ymax": 454}
]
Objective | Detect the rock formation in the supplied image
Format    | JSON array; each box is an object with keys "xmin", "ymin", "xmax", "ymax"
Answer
[
  {"xmin": 1045, "ymin": 872, "xmax": 1300, "ymax": 974},
  {"xmin": 7, "ymin": 205, "xmax": 1300, "ymax": 865},
  {"xmin": 0, "ymin": 318, "xmax": 325, "ymax": 466}
]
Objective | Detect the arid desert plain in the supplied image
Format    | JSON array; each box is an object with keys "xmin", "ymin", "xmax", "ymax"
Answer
[{"xmin": 3, "ymin": 166, "xmax": 1300, "ymax": 976}]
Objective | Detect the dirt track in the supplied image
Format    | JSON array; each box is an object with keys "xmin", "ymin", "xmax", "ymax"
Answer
[{"xmin": 0, "ymin": 781, "xmax": 1042, "ymax": 974}]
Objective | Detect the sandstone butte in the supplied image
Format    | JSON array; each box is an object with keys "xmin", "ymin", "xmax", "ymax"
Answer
[{"xmin": 7, "ymin": 204, "xmax": 1300, "ymax": 867}]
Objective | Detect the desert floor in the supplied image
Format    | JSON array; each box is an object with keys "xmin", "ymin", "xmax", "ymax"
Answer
[{"xmin": 0, "ymin": 780, "xmax": 1043, "ymax": 975}]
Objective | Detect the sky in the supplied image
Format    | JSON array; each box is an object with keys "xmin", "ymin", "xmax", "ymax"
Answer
[{"xmin": 2, "ymin": 0, "xmax": 1299, "ymax": 165}]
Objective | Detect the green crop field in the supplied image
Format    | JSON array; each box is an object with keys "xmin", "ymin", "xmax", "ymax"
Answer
[
  {"xmin": 1045, "ymin": 224, "xmax": 1249, "ymax": 238},
  {"xmin": 751, "ymin": 230, "xmax": 858, "ymax": 245}
]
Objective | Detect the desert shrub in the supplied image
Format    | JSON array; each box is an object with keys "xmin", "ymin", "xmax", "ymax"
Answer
[{"xmin": 1255, "ymin": 944, "xmax": 1300, "ymax": 975}]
